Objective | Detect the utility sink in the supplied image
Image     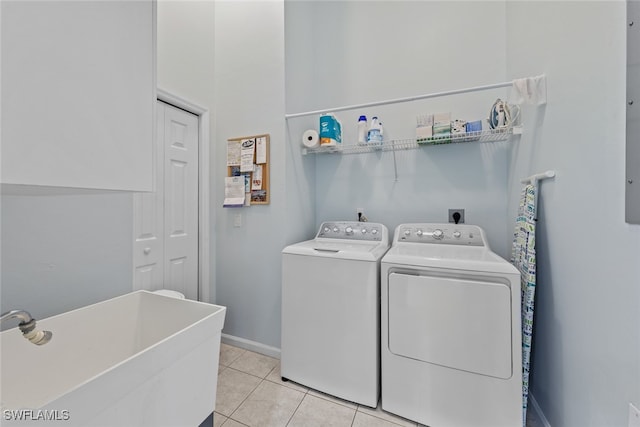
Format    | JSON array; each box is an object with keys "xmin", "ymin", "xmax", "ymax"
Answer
[{"xmin": 0, "ymin": 290, "xmax": 226, "ymax": 426}]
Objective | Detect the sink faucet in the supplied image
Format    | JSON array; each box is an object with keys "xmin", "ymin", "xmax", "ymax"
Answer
[{"xmin": 0, "ymin": 310, "xmax": 52, "ymax": 345}]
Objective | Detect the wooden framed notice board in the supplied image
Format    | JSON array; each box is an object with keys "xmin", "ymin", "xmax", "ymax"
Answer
[{"xmin": 226, "ymin": 133, "xmax": 270, "ymax": 205}]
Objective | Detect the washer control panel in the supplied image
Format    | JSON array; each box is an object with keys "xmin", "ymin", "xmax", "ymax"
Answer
[
  {"xmin": 317, "ymin": 221, "xmax": 386, "ymax": 242},
  {"xmin": 396, "ymin": 223, "xmax": 485, "ymax": 246}
]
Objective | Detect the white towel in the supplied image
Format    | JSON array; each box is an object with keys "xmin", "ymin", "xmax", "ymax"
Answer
[{"xmin": 512, "ymin": 75, "xmax": 547, "ymax": 105}]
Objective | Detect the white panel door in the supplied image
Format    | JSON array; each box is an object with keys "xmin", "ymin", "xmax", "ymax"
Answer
[
  {"xmin": 133, "ymin": 101, "xmax": 199, "ymax": 300},
  {"xmin": 163, "ymin": 104, "xmax": 199, "ymax": 300},
  {"xmin": 133, "ymin": 106, "xmax": 165, "ymax": 291}
]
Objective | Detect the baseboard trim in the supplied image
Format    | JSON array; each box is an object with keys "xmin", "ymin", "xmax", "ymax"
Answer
[
  {"xmin": 221, "ymin": 333, "xmax": 281, "ymax": 359},
  {"xmin": 529, "ymin": 392, "xmax": 551, "ymax": 427}
]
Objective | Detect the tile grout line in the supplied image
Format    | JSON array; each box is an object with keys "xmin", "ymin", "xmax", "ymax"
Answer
[
  {"xmin": 218, "ymin": 346, "xmax": 269, "ymax": 426},
  {"xmin": 284, "ymin": 387, "xmax": 310, "ymax": 427},
  {"xmin": 221, "ymin": 351, "xmax": 249, "ymax": 371},
  {"xmin": 349, "ymin": 406, "xmax": 357, "ymax": 427},
  {"xmin": 224, "ymin": 362, "xmax": 291, "ymax": 426},
  {"xmin": 220, "ymin": 415, "xmax": 250, "ymax": 427},
  {"xmin": 220, "ymin": 345, "xmax": 415, "ymax": 427},
  {"xmin": 225, "ymin": 375, "xmax": 265, "ymax": 425},
  {"xmin": 222, "ymin": 365, "xmax": 271, "ymax": 382},
  {"xmin": 354, "ymin": 402, "xmax": 416, "ymax": 427},
  {"xmin": 270, "ymin": 362, "xmax": 310, "ymax": 427},
  {"xmin": 360, "ymin": 407, "xmax": 418, "ymax": 427}
]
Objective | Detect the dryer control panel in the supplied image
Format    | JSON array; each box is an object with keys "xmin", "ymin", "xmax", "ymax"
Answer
[
  {"xmin": 317, "ymin": 221, "xmax": 386, "ymax": 242},
  {"xmin": 395, "ymin": 223, "xmax": 486, "ymax": 246}
]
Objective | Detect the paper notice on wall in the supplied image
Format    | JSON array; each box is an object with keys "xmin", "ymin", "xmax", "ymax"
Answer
[
  {"xmin": 240, "ymin": 138, "xmax": 256, "ymax": 172},
  {"xmin": 256, "ymin": 137, "xmax": 267, "ymax": 164},
  {"xmin": 227, "ymin": 140, "xmax": 241, "ymax": 167},
  {"xmin": 243, "ymin": 175, "xmax": 252, "ymax": 206},
  {"xmin": 223, "ymin": 176, "xmax": 245, "ymax": 207},
  {"xmin": 252, "ymin": 165, "xmax": 263, "ymax": 190}
]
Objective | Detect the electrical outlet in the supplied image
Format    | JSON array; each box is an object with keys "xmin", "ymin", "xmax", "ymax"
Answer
[
  {"xmin": 448, "ymin": 209, "xmax": 465, "ymax": 224},
  {"xmin": 357, "ymin": 207, "xmax": 366, "ymax": 221},
  {"xmin": 629, "ymin": 403, "xmax": 640, "ymax": 427}
]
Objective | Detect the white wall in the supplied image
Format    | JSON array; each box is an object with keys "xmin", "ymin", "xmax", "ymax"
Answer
[
  {"xmin": 156, "ymin": 0, "xmax": 216, "ymax": 300},
  {"xmin": 0, "ymin": 0, "xmax": 217, "ymax": 325},
  {"xmin": 284, "ymin": 1, "xmax": 318, "ymax": 245},
  {"xmin": 213, "ymin": 0, "xmax": 510, "ymax": 353},
  {"xmin": 286, "ymin": 1, "xmax": 513, "ymax": 257},
  {"xmin": 284, "ymin": 2, "xmax": 640, "ymax": 425},
  {"xmin": 213, "ymin": 1, "xmax": 286, "ymax": 349},
  {"xmin": 1, "ymin": 192, "xmax": 133, "ymax": 324},
  {"xmin": 4, "ymin": 10, "xmax": 638, "ymax": 426},
  {"xmin": 157, "ymin": 0, "xmax": 215, "ymax": 112},
  {"xmin": 506, "ymin": 2, "xmax": 640, "ymax": 426},
  {"xmin": 0, "ymin": 3, "xmax": 142, "ymax": 322}
]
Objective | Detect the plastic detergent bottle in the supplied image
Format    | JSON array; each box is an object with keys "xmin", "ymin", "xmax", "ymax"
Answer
[
  {"xmin": 367, "ymin": 117, "xmax": 383, "ymax": 143},
  {"xmin": 357, "ymin": 115, "xmax": 368, "ymax": 144},
  {"xmin": 319, "ymin": 113, "xmax": 341, "ymax": 146}
]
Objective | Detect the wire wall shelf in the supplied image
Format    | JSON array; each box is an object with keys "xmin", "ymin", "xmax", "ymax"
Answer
[{"xmin": 302, "ymin": 126, "xmax": 522, "ymax": 156}]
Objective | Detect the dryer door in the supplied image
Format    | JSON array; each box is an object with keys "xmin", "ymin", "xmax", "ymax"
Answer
[{"xmin": 388, "ymin": 272, "xmax": 512, "ymax": 379}]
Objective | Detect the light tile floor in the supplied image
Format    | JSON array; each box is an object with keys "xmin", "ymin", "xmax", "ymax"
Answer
[
  {"xmin": 215, "ymin": 343, "xmax": 417, "ymax": 427},
  {"xmin": 215, "ymin": 343, "xmax": 541, "ymax": 427}
]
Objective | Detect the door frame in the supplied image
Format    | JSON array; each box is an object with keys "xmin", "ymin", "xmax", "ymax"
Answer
[{"xmin": 154, "ymin": 88, "xmax": 210, "ymax": 303}]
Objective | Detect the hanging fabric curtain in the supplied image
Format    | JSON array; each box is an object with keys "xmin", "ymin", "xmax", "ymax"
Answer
[{"xmin": 511, "ymin": 184, "xmax": 537, "ymax": 426}]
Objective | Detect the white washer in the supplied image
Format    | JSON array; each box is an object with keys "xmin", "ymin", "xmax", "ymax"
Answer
[
  {"xmin": 281, "ymin": 221, "xmax": 389, "ymax": 407},
  {"xmin": 381, "ymin": 223, "xmax": 522, "ymax": 427}
]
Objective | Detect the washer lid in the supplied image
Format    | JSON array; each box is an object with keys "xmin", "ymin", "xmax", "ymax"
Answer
[
  {"xmin": 283, "ymin": 239, "xmax": 389, "ymax": 261},
  {"xmin": 382, "ymin": 244, "xmax": 519, "ymax": 275}
]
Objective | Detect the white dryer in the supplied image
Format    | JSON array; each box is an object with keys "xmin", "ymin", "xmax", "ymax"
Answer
[
  {"xmin": 281, "ymin": 221, "xmax": 389, "ymax": 407},
  {"xmin": 381, "ymin": 223, "xmax": 522, "ymax": 427}
]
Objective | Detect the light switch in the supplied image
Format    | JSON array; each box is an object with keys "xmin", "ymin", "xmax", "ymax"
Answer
[{"xmin": 234, "ymin": 213, "xmax": 242, "ymax": 227}]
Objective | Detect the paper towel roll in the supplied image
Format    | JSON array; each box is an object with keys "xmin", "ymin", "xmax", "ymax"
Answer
[{"xmin": 302, "ymin": 129, "xmax": 319, "ymax": 148}]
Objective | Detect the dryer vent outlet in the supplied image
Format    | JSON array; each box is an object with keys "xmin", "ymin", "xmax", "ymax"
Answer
[{"xmin": 448, "ymin": 209, "xmax": 465, "ymax": 224}]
